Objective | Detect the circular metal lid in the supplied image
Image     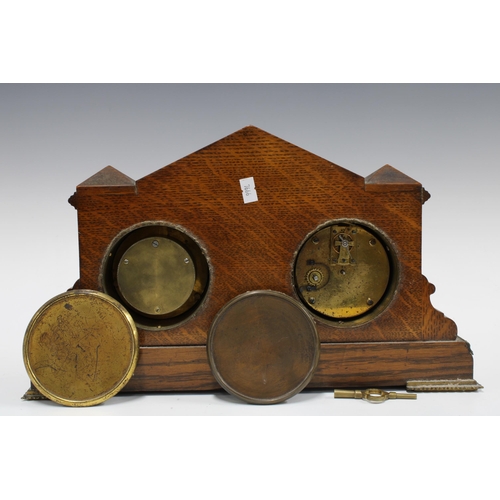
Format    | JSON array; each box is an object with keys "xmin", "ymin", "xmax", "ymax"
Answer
[
  {"xmin": 207, "ymin": 290, "xmax": 320, "ymax": 404},
  {"xmin": 116, "ymin": 236, "xmax": 196, "ymax": 317},
  {"xmin": 23, "ymin": 290, "xmax": 139, "ymax": 407}
]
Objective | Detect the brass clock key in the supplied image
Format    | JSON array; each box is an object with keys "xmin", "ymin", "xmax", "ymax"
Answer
[{"xmin": 334, "ymin": 388, "xmax": 417, "ymax": 403}]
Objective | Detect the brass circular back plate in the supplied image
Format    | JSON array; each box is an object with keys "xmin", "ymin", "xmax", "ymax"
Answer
[
  {"xmin": 116, "ymin": 236, "xmax": 196, "ymax": 317},
  {"xmin": 102, "ymin": 222, "xmax": 210, "ymax": 330},
  {"xmin": 207, "ymin": 290, "xmax": 320, "ymax": 404},
  {"xmin": 23, "ymin": 290, "xmax": 139, "ymax": 407}
]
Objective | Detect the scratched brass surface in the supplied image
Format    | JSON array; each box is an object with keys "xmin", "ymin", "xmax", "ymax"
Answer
[
  {"xmin": 102, "ymin": 222, "xmax": 210, "ymax": 330},
  {"xmin": 23, "ymin": 290, "xmax": 138, "ymax": 407},
  {"xmin": 207, "ymin": 290, "xmax": 320, "ymax": 404},
  {"xmin": 116, "ymin": 236, "xmax": 196, "ymax": 317},
  {"xmin": 294, "ymin": 221, "xmax": 393, "ymax": 323}
]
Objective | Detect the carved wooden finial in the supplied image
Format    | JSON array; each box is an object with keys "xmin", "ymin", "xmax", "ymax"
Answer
[
  {"xmin": 78, "ymin": 165, "xmax": 136, "ymax": 188},
  {"xmin": 365, "ymin": 164, "xmax": 421, "ymax": 191}
]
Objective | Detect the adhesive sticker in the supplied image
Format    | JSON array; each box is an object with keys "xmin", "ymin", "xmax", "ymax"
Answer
[{"xmin": 239, "ymin": 177, "xmax": 258, "ymax": 204}]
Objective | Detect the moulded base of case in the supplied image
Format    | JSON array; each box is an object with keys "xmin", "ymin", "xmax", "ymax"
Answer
[
  {"xmin": 119, "ymin": 336, "xmax": 480, "ymax": 393},
  {"xmin": 24, "ymin": 337, "xmax": 480, "ymax": 400}
]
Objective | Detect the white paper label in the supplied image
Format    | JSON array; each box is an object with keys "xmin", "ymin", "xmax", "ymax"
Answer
[{"xmin": 239, "ymin": 177, "xmax": 258, "ymax": 204}]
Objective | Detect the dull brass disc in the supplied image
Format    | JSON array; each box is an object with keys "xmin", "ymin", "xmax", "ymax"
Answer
[
  {"xmin": 23, "ymin": 290, "xmax": 138, "ymax": 407},
  {"xmin": 116, "ymin": 236, "xmax": 196, "ymax": 317},
  {"xmin": 207, "ymin": 290, "xmax": 320, "ymax": 404}
]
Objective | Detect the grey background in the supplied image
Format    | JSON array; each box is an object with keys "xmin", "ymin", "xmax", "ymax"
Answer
[
  {"xmin": 2, "ymin": 83, "xmax": 498, "ymax": 499},
  {"xmin": 1, "ymin": 83, "xmax": 498, "ymax": 416}
]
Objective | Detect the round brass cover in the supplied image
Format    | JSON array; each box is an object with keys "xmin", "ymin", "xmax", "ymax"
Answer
[
  {"xmin": 116, "ymin": 236, "xmax": 196, "ymax": 317},
  {"xmin": 207, "ymin": 291, "xmax": 320, "ymax": 404},
  {"xmin": 23, "ymin": 290, "xmax": 138, "ymax": 407}
]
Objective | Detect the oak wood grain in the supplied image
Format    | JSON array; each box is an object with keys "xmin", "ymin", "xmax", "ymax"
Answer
[
  {"xmin": 70, "ymin": 126, "xmax": 469, "ymax": 391},
  {"xmin": 122, "ymin": 339, "xmax": 474, "ymax": 392}
]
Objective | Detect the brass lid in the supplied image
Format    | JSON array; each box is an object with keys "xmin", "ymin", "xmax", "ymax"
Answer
[
  {"xmin": 207, "ymin": 290, "xmax": 320, "ymax": 404},
  {"xmin": 23, "ymin": 290, "xmax": 139, "ymax": 407},
  {"xmin": 116, "ymin": 236, "xmax": 196, "ymax": 318}
]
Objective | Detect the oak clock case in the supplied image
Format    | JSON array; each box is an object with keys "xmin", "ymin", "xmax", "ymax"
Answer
[{"xmin": 22, "ymin": 126, "xmax": 481, "ymax": 406}]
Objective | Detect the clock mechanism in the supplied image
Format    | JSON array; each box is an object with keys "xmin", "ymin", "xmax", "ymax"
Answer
[{"xmin": 294, "ymin": 221, "xmax": 396, "ymax": 325}]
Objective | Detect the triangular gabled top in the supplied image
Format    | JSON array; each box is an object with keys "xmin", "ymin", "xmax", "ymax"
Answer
[
  {"xmin": 78, "ymin": 165, "xmax": 136, "ymax": 188},
  {"xmin": 140, "ymin": 125, "xmax": 363, "ymax": 185},
  {"xmin": 365, "ymin": 164, "xmax": 421, "ymax": 192}
]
